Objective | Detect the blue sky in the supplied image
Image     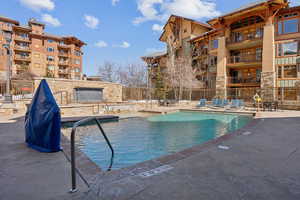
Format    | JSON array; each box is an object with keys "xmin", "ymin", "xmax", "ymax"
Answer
[{"xmin": 2, "ymin": 0, "xmax": 300, "ymax": 75}]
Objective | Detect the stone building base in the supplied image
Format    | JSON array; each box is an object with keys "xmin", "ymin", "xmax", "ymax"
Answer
[
  {"xmin": 216, "ymin": 76, "xmax": 227, "ymax": 98},
  {"xmin": 260, "ymin": 72, "xmax": 276, "ymax": 101}
]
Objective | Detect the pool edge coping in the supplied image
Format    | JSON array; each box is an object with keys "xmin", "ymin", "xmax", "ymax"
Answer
[{"xmin": 61, "ymin": 112, "xmax": 258, "ymax": 189}]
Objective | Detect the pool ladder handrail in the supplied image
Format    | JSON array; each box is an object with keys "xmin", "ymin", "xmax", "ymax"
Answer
[{"xmin": 69, "ymin": 117, "xmax": 114, "ymax": 193}]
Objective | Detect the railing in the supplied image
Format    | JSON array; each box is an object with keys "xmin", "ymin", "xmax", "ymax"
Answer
[
  {"xmin": 58, "ymin": 61, "xmax": 69, "ymax": 65},
  {"xmin": 15, "ymin": 45, "xmax": 30, "ymax": 51},
  {"xmin": 228, "ymin": 54, "xmax": 262, "ymax": 64},
  {"xmin": 15, "ymin": 36, "xmax": 30, "ymax": 41},
  {"xmin": 192, "ymin": 48, "xmax": 208, "ymax": 58},
  {"xmin": 69, "ymin": 117, "xmax": 114, "ymax": 193},
  {"xmin": 228, "ymin": 77, "xmax": 260, "ymax": 84},
  {"xmin": 227, "ymin": 30, "xmax": 263, "ymax": 44},
  {"xmin": 58, "ymin": 69, "xmax": 70, "ymax": 74},
  {"xmin": 58, "ymin": 52, "xmax": 69, "ymax": 57},
  {"xmin": 14, "ymin": 55, "xmax": 31, "ymax": 60}
]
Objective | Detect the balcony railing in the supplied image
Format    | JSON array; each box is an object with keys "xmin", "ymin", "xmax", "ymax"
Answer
[
  {"xmin": 58, "ymin": 69, "xmax": 70, "ymax": 74},
  {"xmin": 228, "ymin": 77, "xmax": 261, "ymax": 84},
  {"xmin": 58, "ymin": 52, "xmax": 69, "ymax": 57},
  {"xmin": 227, "ymin": 31, "xmax": 263, "ymax": 45},
  {"xmin": 192, "ymin": 48, "xmax": 208, "ymax": 58},
  {"xmin": 14, "ymin": 45, "xmax": 30, "ymax": 51},
  {"xmin": 58, "ymin": 61, "xmax": 69, "ymax": 65},
  {"xmin": 228, "ymin": 54, "xmax": 262, "ymax": 64},
  {"xmin": 14, "ymin": 36, "xmax": 30, "ymax": 42},
  {"xmin": 1, "ymin": 23, "xmax": 13, "ymax": 31},
  {"xmin": 14, "ymin": 55, "xmax": 31, "ymax": 61}
]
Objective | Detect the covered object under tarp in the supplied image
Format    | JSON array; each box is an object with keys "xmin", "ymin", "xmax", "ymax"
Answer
[{"xmin": 25, "ymin": 79, "xmax": 61, "ymax": 153}]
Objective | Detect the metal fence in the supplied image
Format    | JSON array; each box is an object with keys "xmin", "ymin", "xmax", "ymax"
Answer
[
  {"xmin": 0, "ymin": 80, "xmax": 34, "ymax": 101},
  {"xmin": 122, "ymin": 87, "xmax": 300, "ymax": 105}
]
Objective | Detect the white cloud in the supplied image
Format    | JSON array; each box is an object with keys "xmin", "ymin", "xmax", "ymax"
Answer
[
  {"xmin": 152, "ymin": 24, "xmax": 163, "ymax": 32},
  {"xmin": 114, "ymin": 41, "xmax": 131, "ymax": 48},
  {"xmin": 290, "ymin": 0, "xmax": 300, "ymax": 6},
  {"xmin": 133, "ymin": 0, "xmax": 220, "ymax": 24},
  {"xmin": 120, "ymin": 41, "xmax": 130, "ymax": 48},
  {"xmin": 84, "ymin": 15, "xmax": 100, "ymax": 29},
  {"xmin": 145, "ymin": 47, "xmax": 166, "ymax": 54},
  {"xmin": 112, "ymin": 0, "xmax": 120, "ymax": 6},
  {"xmin": 95, "ymin": 41, "xmax": 108, "ymax": 48},
  {"xmin": 41, "ymin": 14, "xmax": 61, "ymax": 27},
  {"xmin": 20, "ymin": 0, "xmax": 55, "ymax": 11}
]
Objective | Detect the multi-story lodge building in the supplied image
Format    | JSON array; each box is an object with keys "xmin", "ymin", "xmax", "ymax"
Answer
[
  {"xmin": 0, "ymin": 17, "xmax": 85, "ymax": 80},
  {"xmin": 143, "ymin": 0, "xmax": 300, "ymax": 102}
]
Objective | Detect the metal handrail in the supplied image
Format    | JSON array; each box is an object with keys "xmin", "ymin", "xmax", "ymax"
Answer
[{"xmin": 69, "ymin": 117, "xmax": 114, "ymax": 193}]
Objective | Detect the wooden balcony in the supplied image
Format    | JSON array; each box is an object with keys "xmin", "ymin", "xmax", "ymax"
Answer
[
  {"xmin": 58, "ymin": 68, "xmax": 70, "ymax": 74},
  {"xmin": 58, "ymin": 43, "xmax": 71, "ymax": 49},
  {"xmin": 192, "ymin": 48, "xmax": 208, "ymax": 59},
  {"xmin": 58, "ymin": 61, "xmax": 69, "ymax": 66},
  {"xmin": 228, "ymin": 54, "xmax": 262, "ymax": 67},
  {"xmin": 1, "ymin": 23, "xmax": 13, "ymax": 32},
  {"xmin": 14, "ymin": 55, "xmax": 31, "ymax": 62},
  {"xmin": 227, "ymin": 76, "xmax": 260, "ymax": 87},
  {"xmin": 14, "ymin": 36, "xmax": 30, "ymax": 43},
  {"xmin": 227, "ymin": 33, "xmax": 263, "ymax": 50},
  {"xmin": 14, "ymin": 45, "xmax": 31, "ymax": 52},
  {"xmin": 58, "ymin": 52, "xmax": 69, "ymax": 57}
]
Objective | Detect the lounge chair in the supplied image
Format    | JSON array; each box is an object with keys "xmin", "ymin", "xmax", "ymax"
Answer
[{"xmin": 196, "ymin": 99, "xmax": 207, "ymax": 107}]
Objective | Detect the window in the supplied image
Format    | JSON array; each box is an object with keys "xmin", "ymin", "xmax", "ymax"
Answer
[
  {"xmin": 47, "ymin": 65, "xmax": 55, "ymax": 70},
  {"xmin": 74, "ymin": 59, "xmax": 80, "ymax": 65},
  {"xmin": 277, "ymin": 42, "xmax": 299, "ymax": 56},
  {"xmin": 256, "ymin": 48, "xmax": 262, "ymax": 60},
  {"xmin": 277, "ymin": 17, "xmax": 299, "ymax": 35},
  {"xmin": 211, "ymin": 39, "xmax": 218, "ymax": 49},
  {"xmin": 278, "ymin": 66, "xmax": 282, "ymax": 78},
  {"xmin": 74, "ymin": 68, "xmax": 80, "ymax": 73},
  {"xmin": 47, "ymin": 47, "xmax": 55, "ymax": 52},
  {"xmin": 75, "ymin": 50, "xmax": 81, "ymax": 56},
  {"xmin": 283, "ymin": 65, "xmax": 297, "ymax": 78},
  {"xmin": 47, "ymin": 39, "xmax": 54, "ymax": 43},
  {"xmin": 47, "ymin": 56, "xmax": 54, "ymax": 61}
]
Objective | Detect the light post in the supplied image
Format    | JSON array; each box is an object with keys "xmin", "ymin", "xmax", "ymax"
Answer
[{"xmin": 3, "ymin": 42, "xmax": 13, "ymax": 103}]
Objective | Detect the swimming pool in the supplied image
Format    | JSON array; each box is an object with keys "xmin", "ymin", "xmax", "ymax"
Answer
[{"xmin": 75, "ymin": 111, "xmax": 252, "ymax": 170}]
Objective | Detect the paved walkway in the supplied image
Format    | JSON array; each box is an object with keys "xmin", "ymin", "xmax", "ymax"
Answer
[{"xmin": 0, "ymin": 117, "xmax": 88, "ymax": 200}]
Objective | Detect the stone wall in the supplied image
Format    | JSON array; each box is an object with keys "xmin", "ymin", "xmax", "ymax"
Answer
[
  {"xmin": 33, "ymin": 78, "xmax": 123, "ymax": 103},
  {"xmin": 260, "ymin": 72, "xmax": 276, "ymax": 101},
  {"xmin": 216, "ymin": 76, "xmax": 227, "ymax": 98}
]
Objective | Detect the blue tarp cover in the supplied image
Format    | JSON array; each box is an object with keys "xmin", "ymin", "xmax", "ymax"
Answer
[{"xmin": 25, "ymin": 79, "xmax": 61, "ymax": 153}]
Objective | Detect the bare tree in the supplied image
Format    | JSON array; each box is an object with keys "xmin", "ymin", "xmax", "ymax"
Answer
[
  {"xmin": 98, "ymin": 61, "xmax": 147, "ymax": 87},
  {"xmin": 98, "ymin": 61, "xmax": 119, "ymax": 82}
]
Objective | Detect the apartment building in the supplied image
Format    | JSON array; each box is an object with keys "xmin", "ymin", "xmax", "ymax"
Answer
[
  {"xmin": 0, "ymin": 17, "xmax": 85, "ymax": 81},
  {"xmin": 142, "ymin": 15, "xmax": 213, "ymax": 89},
  {"xmin": 143, "ymin": 0, "xmax": 300, "ymax": 102}
]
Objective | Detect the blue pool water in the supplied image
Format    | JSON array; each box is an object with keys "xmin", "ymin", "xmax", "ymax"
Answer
[{"xmin": 75, "ymin": 112, "xmax": 252, "ymax": 170}]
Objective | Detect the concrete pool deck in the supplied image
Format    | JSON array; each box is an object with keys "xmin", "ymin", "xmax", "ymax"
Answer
[
  {"xmin": 0, "ymin": 111, "xmax": 300, "ymax": 199},
  {"xmin": 0, "ymin": 117, "xmax": 89, "ymax": 200}
]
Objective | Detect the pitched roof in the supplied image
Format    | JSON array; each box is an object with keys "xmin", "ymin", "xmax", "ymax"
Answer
[
  {"xmin": 207, "ymin": 0, "xmax": 288, "ymax": 24},
  {"xmin": 159, "ymin": 15, "xmax": 212, "ymax": 41}
]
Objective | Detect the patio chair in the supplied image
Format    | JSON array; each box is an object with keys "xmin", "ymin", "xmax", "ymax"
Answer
[
  {"xmin": 196, "ymin": 99, "xmax": 207, "ymax": 107},
  {"xmin": 230, "ymin": 99, "xmax": 240, "ymax": 109}
]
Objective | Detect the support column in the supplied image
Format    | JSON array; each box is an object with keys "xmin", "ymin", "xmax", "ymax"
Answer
[
  {"xmin": 261, "ymin": 17, "xmax": 276, "ymax": 101},
  {"xmin": 216, "ymin": 36, "xmax": 227, "ymax": 98}
]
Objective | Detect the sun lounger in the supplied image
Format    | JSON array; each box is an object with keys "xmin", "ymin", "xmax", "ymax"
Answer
[{"xmin": 196, "ymin": 99, "xmax": 207, "ymax": 107}]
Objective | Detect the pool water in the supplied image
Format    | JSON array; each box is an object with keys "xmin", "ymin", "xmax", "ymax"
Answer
[{"xmin": 75, "ymin": 112, "xmax": 252, "ymax": 170}]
